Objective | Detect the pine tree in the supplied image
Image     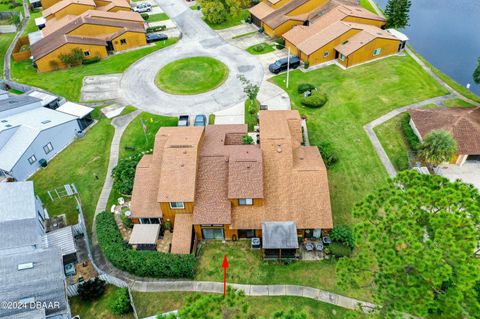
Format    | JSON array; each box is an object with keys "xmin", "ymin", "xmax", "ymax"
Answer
[
  {"xmin": 473, "ymin": 57, "xmax": 480, "ymax": 85},
  {"xmin": 384, "ymin": 0, "xmax": 412, "ymax": 29}
]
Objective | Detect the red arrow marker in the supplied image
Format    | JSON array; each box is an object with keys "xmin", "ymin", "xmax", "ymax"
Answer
[{"xmin": 222, "ymin": 255, "xmax": 229, "ymax": 298}]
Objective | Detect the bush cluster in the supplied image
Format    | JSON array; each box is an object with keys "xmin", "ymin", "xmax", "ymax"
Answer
[
  {"xmin": 253, "ymin": 43, "xmax": 265, "ymax": 52},
  {"xmin": 77, "ymin": 278, "xmax": 106, "ymax": 301},
  {"xmin": 330, "ymin": 225, "xmax": 354, "ymax": 248},
  {"xmin": 82, "ymin": 56, "xmax": 101, "ymax": 65},
  {"xmin": 297, "ymin": 83, "xmax": 315, "ymax": 94},
  {"xmin": 96, "ymin": 212, "xmax": 196, "ymax": 278},
  {"xmin": 401, "ymin": 113, "xmax": 420, "ymax": 151},
  {"xmin": 329, "ymin": 242, "xmax": 352, "ymax": 258},
  {"xmin": 301, "ymin": 91, "xmax": 328, "ymax": 108},
  {"xmin": 111, "ymin": 153, "xmax": 143, "ymax": 196},
  {"xmin": 141, "ymin": 13, "xmax": 149, "ymax": 20},
  {"xmin": 146, "ymin": 25, "xmax": 167, "ymax": 33},
  {"xmin": 317, "ymin": 141, "xmax": 338, "ymax": 168},
  {"xmin": 109, "ymin": 288, "xmax": 132, "ymax": 315}
]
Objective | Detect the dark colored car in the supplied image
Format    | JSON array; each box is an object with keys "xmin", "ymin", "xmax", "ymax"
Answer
[
  {"xmin": 194, "ymin": 114, "xmax": 207, "ymax": 126},
  {"xmin": 146, "ymin": 33, "xmax": 168, "ymax": 43},
  {"xmin": 178, "ymin": 115, "xmax": 189, "ymax": 126},
  {"xmin": 268, "ymin": 56, "xmax": 300, "ymax": 74}
]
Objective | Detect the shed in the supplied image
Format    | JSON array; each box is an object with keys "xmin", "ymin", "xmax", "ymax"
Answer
[
  {"xmin": 129, "ymin": 224, "xmax": 160, "ymax": 250},
  {"xmin": 262, "ymin": 221, "xmax": 299, "ymax": 259},
  {"xmin": 56, "ymin": 102, "xmax": 94, "ymax": 130}
]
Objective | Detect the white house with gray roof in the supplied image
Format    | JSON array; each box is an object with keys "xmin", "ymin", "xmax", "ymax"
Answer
[
  {"xmin": 0, "ymin": 90, "xmax": 94, "ymax": 181},
  {"xmin": 0, "ymin": 181, "xmax": 70, "ymax": 318}
]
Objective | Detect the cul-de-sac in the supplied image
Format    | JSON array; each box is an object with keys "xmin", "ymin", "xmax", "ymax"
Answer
[{"xmin": 0, "ymin": 0, "xmax": 479, "ymax": 318}]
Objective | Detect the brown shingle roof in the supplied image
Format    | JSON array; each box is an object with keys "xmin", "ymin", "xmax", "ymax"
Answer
[
  {"xmin": 157, "ymin": 127, "xmax": 204, "ymax": 203},
  {"xmin": 230, "ymin": 110, "xmax": 333, "ymax": 230},
  {"xmin": 228, "ymin": 149, "xmax": 264, "ymax": 199},
  {"xmin": 170, "ymin": 214, "xmax": 193, "ymax": 254},
  {"xmin": 334, "ymin": 24, "xmax": 397, "ymax": 55},
  {"xmin": 130, "ymin": 154, "xmax": 163, "ymax": 218},
  {"xmin": 43, "ymin": 0, "xmax": 95, "ymax": 18},
  {"xmin": 409, "ymin": 107, "xmax": 480, "ymax": 155},
  {"xmin": 263, "ymin": 0, "xmax": 313, "ymax": 29},
  {"xmin": 249, "ymin": 2, "xmax": 274, "ymax": 20}
]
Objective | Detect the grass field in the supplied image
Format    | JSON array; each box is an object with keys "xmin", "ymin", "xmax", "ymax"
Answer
[
  {"xmin": 246, "ymin": 42, "xmax": 275, "ymax": 55},
  {"xmin": 31, "ymin": 116, "xmax": 114, "ymax": 231},
  {"xmin": 146, "ymin": 12, "xmax": 169, "ymax": 22},
  {"xmin": 245, "ymin": 99, "xmax": 259, "ymax": 131},
  {"xmin": 271, "ymin": 55, "xmax": 448, "ymax": 226},
  {"xmin": 204, "ymin": 9, "xmax": 250, "ymax": 30},
  {"xmin": 442, "ymin": 97, "xmax": 477, "ymax": 107},
  {"xmin": 0, "ymin": 33, "xmax": 15, "ymax": 78},
  {"xmin": 195, "ymin": 241, "xmax": 372, "ymax": 301},
  {"xmin": 11, "ymin": 39, "xmax": 177, "ymax": 101},
  {"xmin": 155, "ymin": 56, "xmax": 228, "ymax": 95},
  {"xmin": 70, "ymin": 285, "xmax": 134, "ymax": 319},
  {"xmin": 23, "ymin": 9, "xmax": 42, "ymax": 35},
  {"xmin": 132, "ymin": 291, "xmax": 367, "ymax": 318},
  {"xmin": 374, "ymin": 114, "xmax": 410, "ymax": 171}
]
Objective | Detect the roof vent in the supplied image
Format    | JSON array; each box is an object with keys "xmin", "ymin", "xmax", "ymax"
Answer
[
  {"xmin": 41, "ymin": 120, "xmax": 51, "ymax": 124},
  {"xmin": 277, "ymin": 147, "xmax": 282, "ymax": 153},
  {"xmin": 5, "ymin": 124, "xmax": 11, "ymax": 128},
  {"xmin": 1, "ymin": 120, "xmax": 7, "ymax": 123},
  {"xmin": 18, "ymin": 262, "xmax": 34, "ymax": 270},
  {"xmin": 180, "ymin": 164, "xmax": 184, "ymax": 167}
]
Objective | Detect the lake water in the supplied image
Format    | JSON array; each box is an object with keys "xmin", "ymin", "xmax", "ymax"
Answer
[{"xmin": 375, "ymin": 0, "xmax": 480, "ymax": 96}]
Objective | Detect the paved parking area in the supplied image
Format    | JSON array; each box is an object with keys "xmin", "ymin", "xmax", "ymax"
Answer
[
  {"xmin": 216, "ymin": 24, "xmax": 257, "ymax": 40},
  {"xmin": 81, "ymin": 74, "xmax": 122, "ymax": 102},
  {"xmin": 437, "ymin": 160, "xmax": 480, "ymax": 190}
]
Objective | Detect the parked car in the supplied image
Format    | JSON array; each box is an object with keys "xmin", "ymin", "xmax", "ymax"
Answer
[
  {"xmin": 133, "ymin": 3, "xmax": 151, "ymax": 13},
  {"xmin": 268, "ymin": 56, "xmax": 300, "ymax": 74},
  {"xmin": 178, "ymin": 115, "xmax": 190, "ymax": 126},
  {"xmin": 194, "ymin": 114, "xmax": 207, "ymax": 126},
  {"xmin": 146, "ymin": 33, "xmax": 168, "ymax": 43}
]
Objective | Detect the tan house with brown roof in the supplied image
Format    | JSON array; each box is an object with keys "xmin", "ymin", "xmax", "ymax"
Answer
[
  {"xmin": 130, "ymin": 111, "xmax": 333, "ymax": 255},
  {"xmin": 408, "ymin": 107, "xmax": 480, "ymax": 166},
  {"xmin": 282, "ymin": 3, "xmax": 408, "ymax": 67},
  {"xmin": 31, "ymin": 0, "xmax": 146, "ymax": 72}
]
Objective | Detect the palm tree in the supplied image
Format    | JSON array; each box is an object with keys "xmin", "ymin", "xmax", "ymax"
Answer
[{"xmin": 417, "ymin": 130, "xmax": 458, "ymax": 167}]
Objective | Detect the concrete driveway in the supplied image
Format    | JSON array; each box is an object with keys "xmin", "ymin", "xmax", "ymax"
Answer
[
  {"xmin": 437, "ymin": 160, "xmax": 480, "ymax": 190},
  {"xmin": 118, "ymin": 0, "xmax": 264, "ymax": 115}
]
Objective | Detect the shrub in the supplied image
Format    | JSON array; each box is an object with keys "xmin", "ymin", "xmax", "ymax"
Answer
[
  {"xmin": 274, "ymin": 38, "xmax": 285, "ymax": 49},
  {"xmin": 141, "ymin": 13, "xmax": 149, "ymax": 20},
  {"xmin": 300, "ymin": 91, "xmax": 328, "ymax": 108},
  {"xmin": 242, "ymin": 134, "xmax": 253, "ymax": 145},
  {"xmin": 317, "ymin": 141, "xmax": 338, "ymax": 168},
  {"xmin": 82, "ymin": 56, "xmax": 101, "ymax": 65},
  {"xmin": 111, "ymin": 153, "xmax": 143, "ymax": 195},
  {"xmin": 96, "ymin": 212, "xmax": 196, "ymax": 278},
  {"xmin": 77, "ymin": 278, "xmax": 106, "ymax": 301},
  {"xmin": 303, "ymin": 60, "xmax": 310, "ymax": 69},
  {"xmin": 258, "ymin": 27, "xmax": 264, "ymax": 33},
  {"xmin": 400, "ymin": 113, "xmax": 420, "ymax": 152},
  {"xmin": 297, "ymin": 83, "xmax": 315, "ymax": 94},
  {"xmin": 109, "ymin": 288, "xmax": 132, "ymax": 315},
  {"xmin": 330, "ymin": 225, "xmax": 354, "ymax": 248},
  {"xmin": 120, "ymin": 209, "xmax": 133, "ymax": 229},
  {"xmin": 49, "ymin": 60, "xmax": 59, "ymax": 71},
  {"xmin": 146, "ymin": 25, "xmax": 166, "ymax": 33},
  {"xmin": 329, "ymin": 242, "xmax": 352, "ymax": 258}
]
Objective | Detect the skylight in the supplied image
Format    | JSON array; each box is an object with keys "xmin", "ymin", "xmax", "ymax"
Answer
[{"xmin": 17, "ymin": 262, "xmax": 34, "ymax": 270}]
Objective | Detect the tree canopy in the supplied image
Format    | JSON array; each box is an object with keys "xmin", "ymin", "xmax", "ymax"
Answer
[
  {"xmin": 337, "ymin": 171, "xmax": 480, "ymax": 318},
  {"xmin": 111, "ymin": 152, "xmax": 143, "ymax": 195},
  {"xmin": 474, "ymin": 57, "xmax": 480, "ymax": 85},
  {"xmin": 200, "ymin": 0, "xmax": 244, "ymax": 25},
  {"xmin": 417, "ymin": 130, "xmax": 458, "ymax": 166},
  {"xmin": 384, "ymin": 0, "xmax": 412, "ymax": 29}
]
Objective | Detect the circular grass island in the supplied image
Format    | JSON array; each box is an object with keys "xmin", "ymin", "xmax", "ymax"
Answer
[{"xmin": 155, "ymin": 56, "xmax": 229, "ymax": 95}]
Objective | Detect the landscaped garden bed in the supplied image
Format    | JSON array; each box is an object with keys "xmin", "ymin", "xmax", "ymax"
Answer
[
  {"xmin": 155, "ymin": 56, "xmax": 229, "ymax": 95},
  {"xmin": 246, "ymin": 42, "xmax": 275, "ymax": 55}
]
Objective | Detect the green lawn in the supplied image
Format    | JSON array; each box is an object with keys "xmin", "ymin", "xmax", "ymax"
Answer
[
  {"xmin": 246, "ymin": 42, "xmax": 275, "ymax": 55},
  {"xmin": 132, "ymin": 291, "xmax": 367, "ymax": 318},
  {"xmin": 146, "ymin": 12, "xmax": 169, "ymax": 22},
  {"xmin": 70, "ymin": 285, "xmax": 134, "ymax": 319},
  {"xmin": 11, "ymin": 38, "xmax": 177, "ymax": 101},
  {"xmin": 245, "ymin": 99, "xmax": 259, "ymax": 131},
  {"xmin": 204, "ymin": 9, "xmax": 250, "ymax": 30},
  {"xmin": 31, "ymin": 116, "xmax": 114, "ymax": 231},
  {"xmin": 271, "ymin": 55, "xmax": 448, "ymax": 226},
  {"xmin": 0, "ymin": 33, "xmax": 15, "ymax": 78},
  {"xmin": 359, "ymin": 0, "xmax": 377, "ymax": 13},
  {"xmin": 155, "ymin": 56, "xmax": 229, "ymax": 95},
  {"xmin": 0, "ymin": 0, "xmax": 24, "ymax": 14},
  {"xmin": 442, "ymin": 97, "xmax": 477, "ymax": 108},
  {"xmin": 23, "ymin": 9, "xmax": 42, "ymax": 35},
  {"xmin": 374, "ymin": 114, "xmax": 410, "ymax": 171},
  {"xmin": 195, "ymin": 241, "xmax": 372, "ymax": 301}
]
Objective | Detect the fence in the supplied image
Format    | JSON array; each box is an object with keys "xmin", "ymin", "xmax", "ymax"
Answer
[
  {"xmin": 0, "ymin": 79, "xmax": 33, "ymax": 93},
  {"xmin": 12, "ymin": 35, "xmax": 31, "ymax": 62},
  {"xmin": 66, "ymin": 273, "xmax": 128, "ymax": 297}
]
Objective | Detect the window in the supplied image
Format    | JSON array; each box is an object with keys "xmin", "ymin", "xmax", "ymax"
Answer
[
  {"xmin": 43, "ymin": 142, "xmax": 53, "ymax": 154},
  {"xmin": 169, "ymin": 202, "xmax": 185, "ymax": 209},
  {"xmin": 339, "ymin": 54, "xmax": 346, "ymax": 61},
  {"xmin": 28, "ymin": 155, "xmax": 37, "ymax": 165},
  {"xmin": 202, "ymin": 227, "xmax": 224, "ymax": 240},
  {"xmin": 323, "ymin": 51, "xmax": 329, "ymax": 58},
  {"xmin": 83, "ymin": 50, "xmax": 90, "ymax": 57},
  {"xmin": 120, "ymin": 39, "xmax": 127, "ymax": 45},
  {"xmin": 373, "ymin": 48, "xmax": 382, "ymax": 56},
  {"xmin": 238, "ymin": 198, "xmax": 253, "ymax": 206}
]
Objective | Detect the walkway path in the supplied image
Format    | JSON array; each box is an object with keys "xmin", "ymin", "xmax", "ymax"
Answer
[{"xmin": 118, "ymin": 0, "xmax": 264, "ymax": 115}]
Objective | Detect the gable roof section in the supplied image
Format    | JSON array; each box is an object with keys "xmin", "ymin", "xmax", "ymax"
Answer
[
  {"xmin": 249, "ymin": 1, "xmax": 275, "ymax": 20},
  {"xmin": 0, "ymin": 182, "xmax": 36, "ymax": 222},
  {"xmin": 157, "ymin": 127, "xmax": 203, "ymax": 203},
  {"xmin": 334, "ymin": 25, "xmax": 397, "ymax": 56},
  {"xmin": 263, "ymin": 0, "xmax": 312, "ymax": 29},
  {"xmin": 43, "ymin": 0, "xmax": 95, "ymax": 18},
  {"xmin": 408, "ymin": 107, "xmax": 480, "ymax": 155},
  {"xmin": 170, "ymin": 213, "xmax": 193, "ymax": 254}
]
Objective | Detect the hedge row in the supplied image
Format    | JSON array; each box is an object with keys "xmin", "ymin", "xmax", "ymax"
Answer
[
  {"xmin": 96, "ymin": 212, "xmax": 196, "ymax": 278},
  {"xmin": 400, "ymin": 113, "xmax": 420, "ymax": 152}
]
